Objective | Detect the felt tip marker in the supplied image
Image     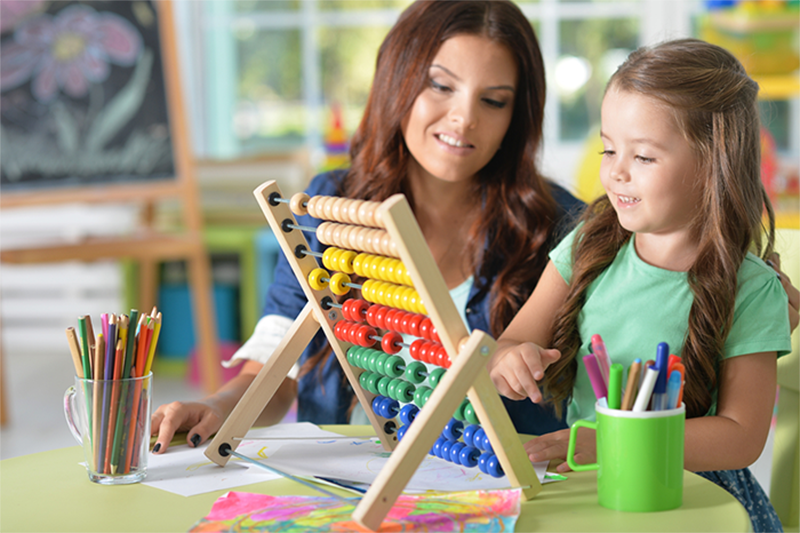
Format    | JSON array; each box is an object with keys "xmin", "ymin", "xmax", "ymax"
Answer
[
  {"xmin": 652, "ymin": 342, "xmax": 670, "ymax": 410},
  {"xmin": 666, "ymin": 370, "xmax": 682, "ymax": 410},
  {"xmin": 632, "ymin": 367, "xmax": 659, "ymax": 412},
  {"xmin": 608, "ymin": 363, "xmax": 624, "ymax": 409}
]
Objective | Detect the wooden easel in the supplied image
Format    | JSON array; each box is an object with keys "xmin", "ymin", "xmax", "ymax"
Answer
[
  {"xmin": 206, "ymin": 181, "xmax": 540, "ymax": 531},
  {"xmin": 0, "ymin": 1, "xmax": 221, "ymax": 424}
]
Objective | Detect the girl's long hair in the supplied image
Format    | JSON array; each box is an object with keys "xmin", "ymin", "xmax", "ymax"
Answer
[
  {"xmin": 542, "ymin": 39, "xmax": 775, "ymax": 419},
  {"xmin": 301, "ymin": 0, "xmax": 560, "ymax": 383}
]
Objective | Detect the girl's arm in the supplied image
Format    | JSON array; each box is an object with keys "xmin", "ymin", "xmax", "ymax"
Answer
[
  {"xmin": 684, "ymin": 351, "xmax": 777, "ymax": 472},
  {"xmin": 490, "ymin": 261, "xmax": 570, "ymax": 402}
]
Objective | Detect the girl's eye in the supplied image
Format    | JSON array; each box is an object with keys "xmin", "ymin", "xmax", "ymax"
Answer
[
  {"xmin": 599, "ymin": 150, "xmax": 614, "ymax": 157},
  {"xmin": 483, "ymin": 98, "xmax": 507, "ymax": 109},
  {"xmin": 636, "ymin": 155, "xmax": 655, "ymax": 163}
]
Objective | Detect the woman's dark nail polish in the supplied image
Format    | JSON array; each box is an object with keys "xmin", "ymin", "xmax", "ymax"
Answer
[
  {"xmin": 190, "ymin": 434, "xmax": 201, "ymax": 447},
  {"xmin": 152, "ymin": 443, "xmax": 161, "ymax": 453}
]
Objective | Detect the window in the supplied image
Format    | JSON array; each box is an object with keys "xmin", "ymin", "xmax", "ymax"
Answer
[{"xmin": 174, "ymin": 0, "xmax": 733, "ymax": 189}]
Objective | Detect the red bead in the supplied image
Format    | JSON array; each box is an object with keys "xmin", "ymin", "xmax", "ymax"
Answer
[
  {"xmin": 435, "ymin": 345, "xmax": 449, "ymax": 367},
  {"xmin": 418, "ymin": 341, "xmax": 431, "ymax": 364},
  {"xmin": 351, "ymin": 299, "xmax": 369, "ymax": 323},
  {"xmin": 406, "ymin": 314, "xmax": 423, "ymax": 338},
  {"xmin": 356, "ymin": 325, "xmax": 376, "ymax": 347},
  {"xmin": 409, "ymin": 339, "xmax": 426, "ymax": 360},
  {"xmin": 374, "ymin": 306, "xmax": 389, "ymax": 330},
  {"xmin": 391, "ymin": 311, "xmax": 405, "ymax": 333},
  {"xmin": 366, "ymin": 304, "xmax": 382, "ymax": 327},
  {"xmin": 430, "ymin": 326, "xmax": 440, "ymax": 344},
  {"xmin": 381, "ymin": 332, "xmax": 402, "ymax": 354},
  {"xmin": 419, "ymin": 318, "xmax": 433, "ymax": 340},
  {"xmin": 341, "ymin": 300, "xmax": 354, "ymax": 322},
  {"xmin": 384, "ymin": 309, "xmax": 399, "ymax": 331},
  {"xmin": 334, "ymin": 321, "xmax": 347, "ymax": 341}
]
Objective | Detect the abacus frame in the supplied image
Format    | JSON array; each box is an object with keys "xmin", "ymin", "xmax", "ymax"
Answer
[{"xmin": 206, "ymin": 180, "xmax": 541, "ymax": 530}]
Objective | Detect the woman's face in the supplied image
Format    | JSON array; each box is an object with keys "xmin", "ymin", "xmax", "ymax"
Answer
[{"xmin": 401, "ymin": 34, "xmax": 517, "ymax": 185}]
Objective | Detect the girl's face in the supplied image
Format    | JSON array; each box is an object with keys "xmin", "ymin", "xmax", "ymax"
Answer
[
  {"xmin": 599, "ymin": 88, "xmax": 701, "ymax": 238},
  {"xmin": 401, "ymin": 34, "xmax": 517, "ymax": 186}
]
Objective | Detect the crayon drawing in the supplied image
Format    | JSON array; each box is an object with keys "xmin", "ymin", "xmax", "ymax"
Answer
[{"xmin": 189, "ymin": 489, "xmax": 521, "ymax": 532}]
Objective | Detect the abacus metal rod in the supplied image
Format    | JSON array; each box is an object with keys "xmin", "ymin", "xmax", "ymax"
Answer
[{"xmin": 220, "ymin": 445, "xmax": 360, "ymax": 506}]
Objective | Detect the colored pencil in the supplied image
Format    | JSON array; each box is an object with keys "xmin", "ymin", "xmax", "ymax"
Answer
[
  {"xmin": 621, "ymin": 359, "xmax": 642, "ymax": 410},
  {"xmin": 65, "ymin": 327, "xmax": 84, "ymax": 378},
  {"xmin": 92, "ymin": 334, "xmax": 105, "ymax": 472},
  {"xmin": 105, "ymin": 339, "xmax": 124, "ymax": 474}
]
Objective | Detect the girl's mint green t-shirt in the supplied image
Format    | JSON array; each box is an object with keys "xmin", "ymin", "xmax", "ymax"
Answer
[{"xmin": 549, "ymin": 228, "xmax": 791, "ymax": 427}]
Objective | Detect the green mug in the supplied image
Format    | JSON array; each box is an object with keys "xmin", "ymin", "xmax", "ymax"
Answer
[{"xmin": 567, "ymin": 399, "xmax": 685, "ymax": 512}]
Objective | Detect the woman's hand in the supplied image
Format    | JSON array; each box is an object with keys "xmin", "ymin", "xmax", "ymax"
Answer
[
  {"xmin": 489, "ymin": 342, "xmax": 561, "ymax": 402},
  {"xmin": 150, "ymin": 400, "xmax": 224, "ymax": 453},
  {"xmin": 525, "ymin": 426, "xmax": 596, "ymax": 474},
  {"xmin": 767, "ymin": 252, "xmax": 799, "ymax": 333}
]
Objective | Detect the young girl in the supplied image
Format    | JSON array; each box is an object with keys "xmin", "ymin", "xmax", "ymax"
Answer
[
  {"xmin": 490, "ymin": 39, "xmax": 791, "ymax": 532},
  {"xmin": 151, "ymin": 0, "xmax": 583, "ymax": 453}
]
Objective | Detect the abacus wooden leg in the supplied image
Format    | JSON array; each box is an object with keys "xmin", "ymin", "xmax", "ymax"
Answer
[
  {"xmin": 137, "ymin": 257, "xmax": 159, "ymax": 316},
  {"xmin": 186, "ymin": 246, "xmax": 222, "ymax": 392},
  {"xmin": 206, "ymin": 303, "xmax": 319, "ymax": 466},
  {"xmin": 352, "ymin": 329, "xmax": 495, "ymax": 531}
]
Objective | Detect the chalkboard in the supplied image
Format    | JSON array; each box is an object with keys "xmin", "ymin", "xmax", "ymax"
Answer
[{"xmin": 0, "ymin": 0, "xmax": 176, "ymax": 193}]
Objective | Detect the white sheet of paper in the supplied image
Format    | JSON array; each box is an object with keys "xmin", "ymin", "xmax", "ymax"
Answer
[
  {"xmin": 142, "ymin": 422, "xmax": 343, "ymax": 497},
  {"xmin": 257, "ymin": 434, "xmax": 551, "ymax": 493}
]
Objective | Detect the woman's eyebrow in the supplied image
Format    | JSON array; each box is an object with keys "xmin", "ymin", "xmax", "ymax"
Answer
[{"xmin": 430, "ymin": 64, "xmax": 515, "ymax": 92}]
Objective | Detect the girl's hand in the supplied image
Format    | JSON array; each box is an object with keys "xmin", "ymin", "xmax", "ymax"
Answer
[
  {"xmin": 767, "ymin": 252, "xmax": 799, "ymax": 333},
  {"xmin": 489, "ymin": 342, "xmax": 561, "ymax": 402},
  {"xmin": 150, "ymin": 400, "xmax": 224, "ymax": 454},
  {"xmin": 525, "ymin": 426, "xmax": 596, "ymax": 474}
]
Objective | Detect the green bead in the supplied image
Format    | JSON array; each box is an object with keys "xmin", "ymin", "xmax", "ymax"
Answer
[
  {"xmin": 387, "ymin": 378, "xmax": 401, "ymax": 400},
  {"xmin": 346, "ymin": 346, "xmax": 360, "ymax": 367},
  {"xmin": 375, "ymin": 352, "xmax": 389, "ymax": 375},
  {"xmin": 395, "ymin": 380, "xmax": 416, "ymax": 403},
  {"xmin": 464, "ymin": 402, "xmax": 480, "ymax": 425},
  {"xmin": 423, "ymin": 389, "xmax": 433, "ymax": 406},
  {"xmin": 366, "ymin": 372, "xmax": 381, "ymax": 395},
  {"xmin": 414, "ymin": 386, "xmax": 431, "ymax": 407},
  {"xmin": 367, "ymin": 351, "xmax": 381, "ymax": 373},
  {"xmin": 377, "ymin": 376, "xmax": 392, "ymax": 397},
  {"xmin": 405, "ymin": 361, "xmax": 427, "ymax": 384},
  {"xmin": 359, "ymin": 371, "xmax": 370, "ymax": 390},
  {"xmin": 453, "ymin": 398, "xmax": 469, "ymax": 421},
  {"xmin": 384, "ymin": 355, "xmax": 404, "ymax": 378},
  {"xmin": 428, "ymin": 367, "xmax": 446, "ymax": 388}
]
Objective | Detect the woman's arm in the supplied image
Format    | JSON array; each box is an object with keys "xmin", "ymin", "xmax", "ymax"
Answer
[
  {"xmin": 490, "ymin": 261, "xmax": 570, "ymax": 402},
  {"xmin": 151, "ymin": 359, "xmax": 297, "ymax": 453}
]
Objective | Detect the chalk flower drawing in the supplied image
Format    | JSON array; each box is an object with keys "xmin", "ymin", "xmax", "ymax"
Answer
[{"xmin": 1, "ymin": 4, "xmax": 142, "ymax": 103}]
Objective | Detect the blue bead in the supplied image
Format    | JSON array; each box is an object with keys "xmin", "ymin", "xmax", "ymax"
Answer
[
  {"xmin": 462, "ymin": 424, "xmax": 480, "ymax": 448},
  {"xmin": 486, "ymin": 454, "xmax": 504, "ymax": 478},
  {"xmin": 397, "ymin": 424, "xmax": 408, "ymax": 441},
  {"xmin": 482, "ymin": 433, "xmax": 493, "ymax": 453},
  {"xmin": 399, "ymin": 404, "xmax": 419, "ymax": 426},
  {"xmin": 432, "ymin": 437, "xmax": 446, "ymax": 458},
  {"xmin": 459, "ymin": 446, "xmax": 480, "ymax": 468},
  {"xmin": 371, "ymin": 395, "xmax": 384, "ymax": 416},
  {"xmin": 473, "ymin": 428, "xmax": 487, "ymax": 451},
  {"xmin": 448, "ymin": 442, "xmax": 465, "ymax": 464},
  {"xmin": 478, "ymin": 451, "xmax": 492, "ymax": 474},
  {"xmin": 441, "ymin": 418, "xmax": 464, "ymax": 441},
  {"xmin": 378, "ymin": 397, "xmax": 400, "ymax": 419},
  {"xmin": 440, "ymin": 440, "xmax": 454, "ymax": 461}
]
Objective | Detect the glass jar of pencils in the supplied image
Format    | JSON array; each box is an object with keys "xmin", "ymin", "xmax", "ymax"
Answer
[{"xmin": 63, "ymin": 373, "xmax": 152, "ymax": 484}]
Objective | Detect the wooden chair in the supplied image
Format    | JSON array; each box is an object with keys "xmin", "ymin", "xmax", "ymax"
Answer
[{"xmin": 770, "ymin": 228, "xmax": 799, "ymax": 532}]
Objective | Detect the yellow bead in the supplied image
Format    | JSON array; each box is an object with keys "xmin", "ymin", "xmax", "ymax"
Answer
[
  {"xmin": 369, "ymin": 255, "xmax": 384, "ymax": 280},
  {"xmin": 352, "ymin": 253, "xmax": 369, "ymax": 277},
  {"xmin": 392, "ymin": 285, "xmax": 406, "ymax": 309},
  {"xmin": 338, "ymin": 250, "xmax": 356, "ymax": 274},
  {"xmin": 329, "ymin": 249, "xmax": 344, "ymax": 272},
  {"xmin": 308, "ymin": 268, "xmax": 330, "ymax": 291},
  {"xmin": 322, "ymin": 247, "xmax": 338, "ymax": 271},
  {"xmin": 329, "ymin": 272, "xmax": 351, "ymax": 295}
]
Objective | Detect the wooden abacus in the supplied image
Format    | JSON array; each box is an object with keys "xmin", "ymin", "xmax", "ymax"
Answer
[{"xmin": 206, "ymin": 180, "xmax": 541, "ymax": 530}]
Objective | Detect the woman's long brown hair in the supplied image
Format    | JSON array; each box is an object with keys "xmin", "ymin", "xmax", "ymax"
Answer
[
  {"xmin": 542, "ymin": 39, "xmax": 775, "ymax": 419},
  {"xmin": 301, "ymin": 0, "xmax": 561, "ymax": 382}
]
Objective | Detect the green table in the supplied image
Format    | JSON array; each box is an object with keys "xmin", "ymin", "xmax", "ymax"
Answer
[{"xmin": 0, "ymin": 426, "xmax": 751, "ymax": 532}]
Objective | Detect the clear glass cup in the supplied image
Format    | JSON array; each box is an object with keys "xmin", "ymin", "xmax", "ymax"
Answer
[{"xmin": 63, "ymin": 373, "xmax": 152, "ymax": 484}]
